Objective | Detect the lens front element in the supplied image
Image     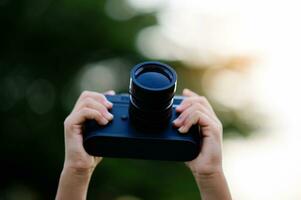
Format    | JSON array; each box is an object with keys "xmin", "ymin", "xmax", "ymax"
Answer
[{"xmin": 129, "ymin": 61, "xmax": 177, "ymax": 129}]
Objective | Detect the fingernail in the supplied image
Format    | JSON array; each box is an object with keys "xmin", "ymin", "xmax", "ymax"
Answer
[
  {"xmin": 103, "ymin": 111, "xmax": 111, "ymax": 120},
  {"xmin": 107, "ymin": 112, "xmax": 113, "ymax": 120},
  {"xmin": 106, "ymin": 101, "xmax": 113, "ymax": 107},
  {"xmin": 102, "ymin": 118, "xmax": 109, "ymax": 124},
  {"xmin": 178, "ymin": 126, "xmax": 186, "ymax": 133},
  {"xmin": 173, "ymin": 119, "xmax": 179, "ymax": 126}
]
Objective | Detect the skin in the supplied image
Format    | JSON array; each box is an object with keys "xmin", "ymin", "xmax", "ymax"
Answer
[{"xmin": 56, "ymin": 89, "xmax": 232, "ymax": 200}]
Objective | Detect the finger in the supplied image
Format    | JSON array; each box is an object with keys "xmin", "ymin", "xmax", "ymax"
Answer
[
  {"xmin": 104, "ymin": 90, "xmax": 116, "ymax": 95},
  {"xmin": 176, "ymin": 96, "xmax": 215, "ymax": 116},
  {"xmin": 179, "ymin": 110, "xmax": 220, "ymax": 135},
  {"xmin": 177, "ymin": 89, "xmax": 216, "ymax": 115},
  {"xmin": 66, "ymin": 108, "xmax": 109, "ymax": 130},
  {"xmin": 183, "ymin": 88, "xmax": 198, "ymax": 97},
  {"xmin": 75, "ymin": 91, "xmax": 113, "ymax": 110},
  {"xmin": 73, "ymin": 98, "xmax": 113, "ymax": 120},
  {"xmin": 173, "ymin": 103, "xmax": 213, "ymax": 127},
  {"xmin": 178, "ymin": 111, "xmax": 204, "ymax": 134}
]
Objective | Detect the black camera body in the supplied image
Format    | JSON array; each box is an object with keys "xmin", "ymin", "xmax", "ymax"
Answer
[{"xmin": 83, "ymin": 61, "xmax": 202, "ymax": 161}]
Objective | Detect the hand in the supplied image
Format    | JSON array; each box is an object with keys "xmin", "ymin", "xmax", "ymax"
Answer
[
  {"xmin": 173, "ymin": 89, "xmax": 223, "ymax": 177},
  {"xmin": 56, "ymin": 90, "xmax": 115, "ymax": 200},
  {"xmin": 173, "ymin": 89, "xmax": 231, "ymax": 200},
  {"xmin": 63, "ymin": 90, "xmax": 115, "ymax": 174}
]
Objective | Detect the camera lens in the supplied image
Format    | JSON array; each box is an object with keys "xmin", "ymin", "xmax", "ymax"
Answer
[{"xmin": 129, "ymin": 61, "xmax": 177, "ymax": 129}]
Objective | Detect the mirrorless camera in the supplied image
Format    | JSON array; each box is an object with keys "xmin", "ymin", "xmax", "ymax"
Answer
[{"xmin": 83, "ymin": 61, "xmax": 202, "ymax": 161}]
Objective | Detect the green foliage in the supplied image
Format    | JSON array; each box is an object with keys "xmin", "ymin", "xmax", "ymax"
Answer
[
  {"xmin": 0, "ymin": 0, "xmax": 161, "ymax": 199},
  {"xmin": 0, "ymin": 0, "xmax": 257, "ymax": 199}
]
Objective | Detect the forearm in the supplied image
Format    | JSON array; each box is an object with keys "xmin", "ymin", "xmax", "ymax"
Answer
[
  {"xmin": 194, "ymin": 170, "xmax": 232, "ymax": 200},
  {"xmin": 56, "ymin": 166, "xmax": 93, "ymax": 200}
]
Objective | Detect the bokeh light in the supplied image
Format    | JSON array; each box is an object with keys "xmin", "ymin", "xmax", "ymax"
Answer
[
  {"xmin": 26, "ymin": 79, "xmax": 56, "ymax": 115},
  {"xmin": 1, "ymin": 0, "xmax": 301, "ymax": 199},
  {"xmin": 78, "ymin": 58, "xmax": 131, "ymax": 93},
  {"xmin": 130, "ymin": 0, "xmax": 301, "ymax": 199}
]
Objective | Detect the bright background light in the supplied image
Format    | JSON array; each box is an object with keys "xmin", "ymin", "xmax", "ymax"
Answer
[{"xmin": 129, "ymin": 0, "xmax": 301, "ymax": 199}]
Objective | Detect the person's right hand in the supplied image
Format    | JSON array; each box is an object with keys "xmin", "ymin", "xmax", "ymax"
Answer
[{"xmin": 63, "ymin": 90, "xmax": 115, "ymax": 174}]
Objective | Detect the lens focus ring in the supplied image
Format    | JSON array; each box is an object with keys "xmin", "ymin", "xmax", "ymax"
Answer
[{"xmin": 129, "ymin": 61, "xmax": 177, "ymax": 129}]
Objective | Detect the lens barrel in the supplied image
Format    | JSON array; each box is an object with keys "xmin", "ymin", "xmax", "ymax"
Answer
[{"xmin": 129, "ymin": 61, "xmax": 177, "ymax": 129}]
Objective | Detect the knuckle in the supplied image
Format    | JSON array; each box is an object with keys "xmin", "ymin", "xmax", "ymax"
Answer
[
  {"xmin": 187, "ymin": 111, "xmax": 199, "ymax": 122},
  {"xmin": 217, "ymin": 121, "xmax": 223, "ymax": 131},
  {"xmin": 195, "ymin": 110, "xmax": 202, "ymax": 116},
  {"xmin": 197, "ymin": 96, "xmax": 207, "ymax": 103},
  {"xmin": 190, "ymin": 103, "xmax": 204, "ymax": 112},
  {"xmin": 193, "ymin": 102, "xmax": 203, "ymax": 110},
  {"xmin": 99, "ymin": 105, "xmax": 107, "ymax": 112},
  {"xmin": 83, "ymin": 97, "xmax": 94, "ymax": 107},
  {"xmin": 99, "ymin": 93, "xmax": 105, "ymax": 98},
  {"xmin": 81, "ymin": 90, "xmax": 91, "ymax": 98},
  {"xmin": 64, "ymin": 116, "xmax": 74, "ymax": 132},
  {"xmin": 99, "ymin": 113, "xmax": 105, "ymax": 120},
  {"xmin": 213, "ymin": 122, "xmax": 223, "ymax": 133},
  {"xmin": 95, "ymin": 110, "xmax": 103, "ymax": 119},
  {"xmin": 64, "ymin": 116, "xmax": 70, "ymax": 127},
  {"xmin": 193, "ymin": 110, "xmax": 203, "ymax": 119},
  {"xmin": 96, "ymin": 111, "xmax": 102, "ymax": 118},
  {"xmin": 80, "ymin": 107, "xmax": 90, "ymax": 115},
  {"xmin": 210, "ymin": 125, "xmax": 219, "ymax": 133},
  {"xmin": 97, "ymin": 93, "xmax": 106, "ymax": 101}
]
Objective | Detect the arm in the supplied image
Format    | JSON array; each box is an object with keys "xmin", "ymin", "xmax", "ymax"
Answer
[
  {"xmin": 56, "ymin": 90, "xmax": 115, "ymax": 200},
  {"xmin": 173, "ymin": 89, "xmax": 232, "ymax": 200}
]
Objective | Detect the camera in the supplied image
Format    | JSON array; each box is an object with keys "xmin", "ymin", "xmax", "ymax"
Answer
[{"xmin": 83, "ymin": 61, "xmax": 202, "ymax": 161}]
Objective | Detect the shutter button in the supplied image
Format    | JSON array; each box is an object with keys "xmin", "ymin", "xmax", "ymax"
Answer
[{"xmin": 121, "ymin": 115, "xmax": 128, "ymax": 120}]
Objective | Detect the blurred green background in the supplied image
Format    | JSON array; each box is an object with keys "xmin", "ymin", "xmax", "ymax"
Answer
[{"xmin": 0, "ymin": 0, "xmax": 260, "ymax": 199}]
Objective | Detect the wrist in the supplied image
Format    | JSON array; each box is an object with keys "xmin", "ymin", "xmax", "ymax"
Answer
[
  {"xmin": 56, "ymin": 164, "xmax": 93, "ymax": 200},
  {"xmin": 193, "ymin": 169, "xmax": 232, "ymax": 200},
  {"xmin": 190, "ymin": 163, "xmax": 223, "ymax": 178},
  {"xmin": 62, "ymin": 162, "xmax": 95, "ymax": 178},
  {"xmin": 193, "ymin": 168, "xmax": 225, "ymax": 189}
]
